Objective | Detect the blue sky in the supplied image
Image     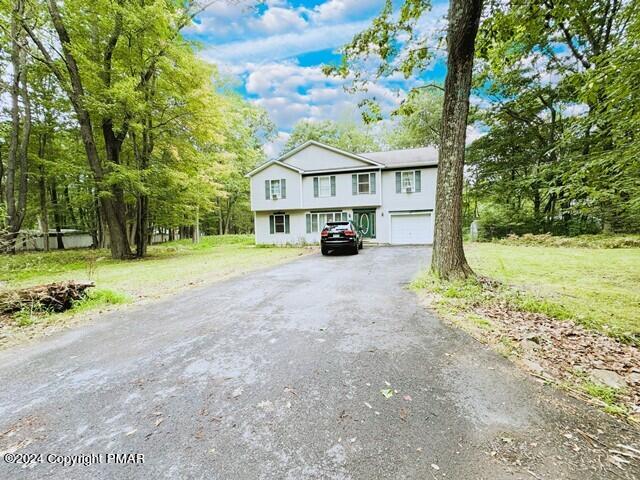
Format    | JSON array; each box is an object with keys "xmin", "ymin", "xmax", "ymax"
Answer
[{"xmin": 184, "ymin": 0, "xmax": 451, "ymax": 157}]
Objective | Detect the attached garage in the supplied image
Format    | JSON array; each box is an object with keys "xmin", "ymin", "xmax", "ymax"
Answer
[{"xmin": 390, "ymin": 212, "xmax": 433, "ymax": 245}]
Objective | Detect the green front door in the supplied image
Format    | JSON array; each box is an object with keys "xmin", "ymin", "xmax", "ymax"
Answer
[{"xmin": 353, "ymin": 209, "xmax": 376, "ymax": 238}]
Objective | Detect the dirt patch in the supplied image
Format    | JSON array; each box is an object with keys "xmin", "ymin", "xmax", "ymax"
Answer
[
  {"xmin": 418, "ymin": 284, "xmax": 640, "ymax": 424},
  {"xmin": 476, "ymin": 303, "xmax": 640, "ymax": 413}
]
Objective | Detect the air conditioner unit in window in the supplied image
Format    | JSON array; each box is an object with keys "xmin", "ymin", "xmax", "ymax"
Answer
[
  {"xmin": 404, "ymin": 186, "xmax": 412, "ymax": 193},
  {"xmin": 272, "ymin": 194, "xmax": 279, "ymax": 200}
]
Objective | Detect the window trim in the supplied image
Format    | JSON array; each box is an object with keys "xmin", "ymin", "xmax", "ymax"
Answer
[
  {"xmin": 318, "ymin": 176, "xmax": 332, "ymax": 198},
  {"xmin": 357, "ymin": 173, "xmax": 370, "ymax": 194},
  {"xmin": 401, "ymin": 171, "xmax": 415, "ymax": 193},
  {"xmin": 273, "ymin": 213, "xmax": 286, "ymax": 233},
  {"xmin": 270, "ymin": 179, "xmax": 281, "ymax": 199}
]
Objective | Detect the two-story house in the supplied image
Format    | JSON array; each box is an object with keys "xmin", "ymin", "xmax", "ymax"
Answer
[{"xmin": 247, "ymin": 140, "xmax": 438, "ymax": 245}]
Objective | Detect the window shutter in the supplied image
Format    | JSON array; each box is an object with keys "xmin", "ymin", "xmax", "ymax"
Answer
[
  {"xmin": 415, "ymin": 170, "xmax": 421, "ymax": 192},
  {"xmin": 265, "ymin": 180, "xmax": 270, "ymax": 200},
  {"xmin": 330, "ymin": 176, "xmax": 336, "ymax": 196},
  {"xmin": 395, "ymin": 172, "xmax": 401, "ymax": 193},
  {"xmin": 352, "ymin": 174, "xmax": 357, "ymax": 195},
  {"xmin": 313, "ymin": 177, "xmax": 319, "ymax": 197},
  {"xmin": 370, "ymin": 173, "xmax": 376, "ymax": 194},
  {"xmin": 269, "ymin": 215, "xmax": 275, "ymax": 234},
  {"xmin": 306, "ymin": 214, "xmax": 311, "ymax": 233},
  {"xmin": 280, "ymin": 179, "xmax": 286, "ymax": 199},
  {"xmin": 284, "ymin": 215, "xmax": 290, "ymax": 234}
]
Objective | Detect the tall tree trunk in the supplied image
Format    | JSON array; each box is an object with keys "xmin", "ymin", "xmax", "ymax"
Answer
[
  {"xmin": 0, "ymin": 143, "xmax": 4, "ymax": 201},
  {"xmin": 131, "ymin": 113, "xmax": 153, "ymax": 257},
  {"xmin": 3, "ymin": 2, "xmax": 31, "ymax": 254},
  {"xmin": 91, "ymin": 191, "xmax": 100, "ymax": 248},
  {"xmin": 49, "ymin": 181, "xmax": 65, "ymax": 250},
  {"xmin": 217, "ymin": 198, "xmax": 224, "ymax": 235},
  {"xmin": 135, "ymin": 195, "xmax": 149, "ymax": 256},
  {"xmin": 22, "ymin": 0, "xmax": 131, "ymax": 259},
  {"xmin": 224, "ymin": 197, "xmax": 236, "ymax": 234},
  {"xmin": 192, "ymin": 206, "xmax": 200, "ymax": 244},
  {"xmin": 431, "ymin": 0, "xmax": 482, "ymax": 280},
  {"xmin": 38, "ymin": 167, "xmax": 49, "ymax": 252}
]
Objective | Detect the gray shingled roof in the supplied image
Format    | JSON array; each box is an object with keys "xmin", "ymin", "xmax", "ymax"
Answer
[{"xmin": 361, "ymin": 146, "xmax": 439, "ymax": 167}]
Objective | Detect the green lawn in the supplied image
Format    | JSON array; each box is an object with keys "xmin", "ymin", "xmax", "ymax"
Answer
[
  {"xmin": 464, "ymin": 243, "xmax": 640, "ymax": 339},
  {"xmin": 1, "ymin": 234, "xmax": 307, "ymax": 300}
]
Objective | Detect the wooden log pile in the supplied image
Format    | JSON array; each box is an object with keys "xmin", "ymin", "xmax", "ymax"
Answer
[{"xmin": 0, "ymin": 281, "xmax": 95, "ymax": 314}]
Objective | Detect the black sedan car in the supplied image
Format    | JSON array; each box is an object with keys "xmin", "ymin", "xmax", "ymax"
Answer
[{"xmin": 320, "ymin": 221, "xmax": 363, "ymax": 255}]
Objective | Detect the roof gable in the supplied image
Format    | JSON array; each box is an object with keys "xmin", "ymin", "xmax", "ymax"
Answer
[
  {"xmin": 245, "ymin": 160, "xmax": 302, "ymax": 178},
  {"xmin": 279, "ymin": 141, "xmax": 383, "ymax": 171}
]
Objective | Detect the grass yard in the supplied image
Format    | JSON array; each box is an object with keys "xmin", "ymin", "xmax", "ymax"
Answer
[
  {"xmin": 464, "ymin": 243, "xmax": 640, "ymax": 340},
  {"xmin": 0, "ymin": 235, "xmax": 308, "ymax": 327}
]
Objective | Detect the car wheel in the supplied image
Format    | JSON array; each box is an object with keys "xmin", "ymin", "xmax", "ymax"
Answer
[
  {"xmin": 321, "ymin": 246, "xmax": 329, "ymax": 256},
  {"xmin": 358, "ymin": 240, "xmax": 363, "ymax": 250},
  {"xmin": 352, "ymin": 245, "xmax": 359, "ymax": 255}
]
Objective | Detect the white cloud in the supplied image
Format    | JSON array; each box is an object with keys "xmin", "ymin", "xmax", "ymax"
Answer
[
  {"xmin": 186, "ymin": 1, "xmax": 256, "ymax": 37},
  {"xmin": 470, "ymin": 94, "xmax": 491, "ymax": 109},
  {"xmin": 518, "ymin": 54, "xmax": 562, "ymax": 87},
  {"xmin": 311, "ymin": 0, "xmax": 381, "ymax": 23},
  {"xmin": 263, "ymin": 130, "xmax": 291, "ymax": 158},
  {"xmin": 562, "ymin": 103, "xmax": 589, "ymax": 117},
  {"xmin": 466, "ymin": 123, "xmax": 488, "ymax": 145},
  {"xmin": 240, "ymin": 61, "xmax": 407, "ymax": 130},
  {"xmin": 191, "ymin": 0, "xmax": 450, "ymax": 140},
  {"xmin": 201, "ymin": 19, "xmax": 371, "ymax": 64},
  {"xmin": 249, "ymin": 3, "xmax": 308, "ymax": 34}
]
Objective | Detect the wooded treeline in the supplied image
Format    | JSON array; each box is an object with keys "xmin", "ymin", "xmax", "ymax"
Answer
[
  {"xmin": 316, "ymin": 0, "xmax": 639, "ymax": 242},
  {"xmin": 0, "ymin": 0, "xmax": 271, "ymax": 258},
  {"xmin": 465, "ymin": 0, "xmax": 640, "ymax": 238}
]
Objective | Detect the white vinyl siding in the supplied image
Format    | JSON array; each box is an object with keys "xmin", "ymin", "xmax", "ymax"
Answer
[{"xmin": 251, "ymin": 163, "xmax": 300, "ymax": 212}]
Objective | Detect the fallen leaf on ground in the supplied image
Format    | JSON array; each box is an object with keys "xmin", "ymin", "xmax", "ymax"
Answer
[{"xmin": 381, "ymin": 388, "xmax": 394, "ymax": 399}]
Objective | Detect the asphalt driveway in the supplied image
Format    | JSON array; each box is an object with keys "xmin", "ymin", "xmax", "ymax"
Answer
[{"xmin": 0, "ymin": 247, "xmax": 637, "ymax": 479}]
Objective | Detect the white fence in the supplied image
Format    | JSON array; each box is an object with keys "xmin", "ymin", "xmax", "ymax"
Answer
[{"xmin": 12, "ymin": 231, "xmax": 170, "ymax": 252}]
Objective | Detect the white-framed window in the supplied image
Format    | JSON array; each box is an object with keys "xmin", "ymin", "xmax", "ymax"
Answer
[
  {"xmin": 270, "ymin": 180, "xmax": 281, "ymax": 198},
  {"xmin": 306, "ymin": 211, "xmax": 348, "ymax": 233},
  {"xmin": 395, "ymin": 170, "xmax": 421, "ymax": 194},
  {"xmin": 358, "ymin": 173, "xmax": 370, "ymax": 194},
  {"xmin": 402, "ymin": 171, "xmax": 415, "ymax": 192},
  {"xmin": 265, "ymin": 179, "xmax": 286, "ymax": 200},
  {"xmin": 352, "ymin": 172, "xmax": 376, "ymax": 195},
  {"xmin": 274, "ymin": 214, "xmax": 285, "ymax": 233},
  {"xmin": 313, "ymin": 175, "xmax": 335, "ymax": 197},
  {"xmin": 318, "ymin": 176, "xmax": 332, "ymax": 197},
  {"xmin": 269, "ymin": 213, "xmax": 290, "ymax": 234}
]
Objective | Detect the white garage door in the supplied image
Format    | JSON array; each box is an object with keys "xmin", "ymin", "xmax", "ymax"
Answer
[{"xmin": 391, "ymin": 213, "xmax": 432, "ymax": 245}]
